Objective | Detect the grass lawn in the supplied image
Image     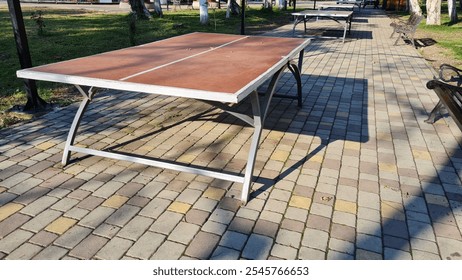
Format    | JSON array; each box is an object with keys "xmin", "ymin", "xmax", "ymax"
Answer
[{"xmin": 0, "ymin": 6, "xmax": 295, "ymax": 127}]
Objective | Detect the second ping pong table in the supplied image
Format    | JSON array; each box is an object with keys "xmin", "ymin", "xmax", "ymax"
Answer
[
  {"xmin": 17, "ymin": 32, "xmax": 310, "ymax": 204},
  {"xmin": 292, "ymin": 10, "xmax": 354, "ymax": 43}
]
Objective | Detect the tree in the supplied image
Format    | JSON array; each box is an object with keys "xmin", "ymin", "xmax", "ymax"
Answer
[
  {"xmin": 408, "ymin": 0, "xmax": 423, "ymax": 15},
  {"xmin": 199, "ymin": 0, "xmax": 209, "ymax": 24},
  {"xmin": 128, "ymin": 0, "xmax": 151, "ymax": 19},
  {"xmin": 7, "ymin": 0, "xmax": 49, "ymax": 112},
  {"xmin": 226, "ymin": 0, "xmax": 240, "ymax": 18},
  {"xmin": 448, "ymin": 0, "xmax": 458, "ymax": 23},
  {"xmin": 153, "ymin": 0, "xmax": 163, "ymax": 17},
  {"xmin": 426, "ymin": 0, "xmax": 441, "ymax": 25}
]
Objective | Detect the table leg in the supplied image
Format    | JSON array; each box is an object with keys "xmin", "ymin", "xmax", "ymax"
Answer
[
  {"xmin": 62, "ymin": 85, "xmax": 96, "ymax": 166},
  {"xmin": 240, "ymin": 66, "xmax": 288, "ymax": 204}
]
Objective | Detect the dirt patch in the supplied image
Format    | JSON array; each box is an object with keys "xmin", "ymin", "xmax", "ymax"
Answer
[{"xmin": 414, "ymin": 29, "xmax": 462, "ymax": 72}]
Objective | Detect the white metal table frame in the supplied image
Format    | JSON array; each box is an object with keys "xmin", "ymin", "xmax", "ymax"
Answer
[
  {"xmin": 318, "ymin": 4, "xmax": 355, "ymax": 11},
  {"xmin": 17, "ymin": 34, "xmax": 309, "ymax": 205},
  {"xmin": 292, "ymin": 10, "xmax": 354, "ymax": 43},
  {"xmin": 336, "ymin": 0, "xmax": 364, "ymax": 10}
]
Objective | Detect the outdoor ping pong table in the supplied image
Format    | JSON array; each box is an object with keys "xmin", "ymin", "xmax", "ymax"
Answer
[
  {"xmin": 292, "ymin": 10, "xmax": 354, "ymax": 43},
  {"xmin": 17, "ymin": 32, "xmax": 310, "ymax": 204}
]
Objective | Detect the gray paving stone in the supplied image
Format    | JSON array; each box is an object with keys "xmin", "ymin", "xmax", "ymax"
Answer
[
  {"xmin": 117, "ymin": 216, "xmax": 154, "ymax": 241},
  {"xmin": 20, "ymin": 196, "xmax": 59, "ymax": 217},
  {"xmin": 54, "ymin": 225, "xmax": 93, "ymax": 250},
  {"xmin": 384, "ymin": 247, "xmax": 412, "ymax": 260},
  {"xmin": 0, "ymin": 229, "xmax": 34, "ymax": 254},
  {"xmin": 21, "ymin": 209, "xmax": 62, "ymax": 233},
  {"xmin": 210, "ymin": 246, "xmax": 240, "ymax": 260},
  {"xmin": 33, "ymin": 245, "xmax": 68, "ymax": 260},
  {"xmin": 150, "ymin": 211, "xmax": 183, "ymax": 235},
  {"xmin": 78, "ymin": 206, "xmax": 115, "ymax": 229},
  {"xmin": 219, "ymin": 230, "xmax": 248, "ymax": 251},
  {"xmin": 126, "ymin": 231, "xmax": 165, "ymax": 259},
  {"xmin": 168, "ymin": 222, "xmax": 200, "ymax": 245},
  {"xmin": 139, "ymin": 197, "xmax": 171, "ymax": 219},
  {"xmin": 185, "ymin": 231, "xmax": 220, "ymax": 259},
  {"xmin": 105, "ymin": 204, "xmax": 140, "ymax": 227},
  {"xmin": 95, "ymin": 237, "xmax": 133, "ymax": 260},
  {"xmin": 271, "ymin": 243, "xmax": 298, "ymax": 260},
  {"xmin": 151, "ymin": 241, "xmax": 186, "ymax": 260},
  {"xmin": 242, "ymin": 234, "xmax": 273, "ymax": 260},
  {"xmin": 69, "ymin": 234, "xmax": 108, "ymax": 259},
  {"xmin": 356, "ymin": 233, "xmax": 383, "ymax": 254},
  {"xmin": 328, "ymin": 245, "xmax": 357, "ymax": 259},
  {"xmin": 6, "ymin": 242, "xmax": 42, "ymax": 260},
  {"xmin": 437, "ymin": 237, "xmax": 462, "ymax": 260},
  {"xmin": 275, "ymin": 229, "xmax": 302, "ymax": 248},
  {"xmin": 298, "ymin": 247, "xmax": 325, "ymax": 260},
  {"xmin": 301, "ymin": 228, "xmax": 329, "ymax": 251}
]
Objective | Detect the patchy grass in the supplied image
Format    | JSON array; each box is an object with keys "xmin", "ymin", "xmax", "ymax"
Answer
[{"xmin": 0, "ymin": 6, "xmax": 295, "ymax": 128}]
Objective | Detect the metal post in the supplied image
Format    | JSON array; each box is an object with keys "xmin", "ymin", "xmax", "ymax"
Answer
[{"xmin": 240, "ymin": 0, "xmax": 245, "ymax": 35}]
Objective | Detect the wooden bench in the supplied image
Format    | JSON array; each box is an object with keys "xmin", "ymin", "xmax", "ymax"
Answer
[
  {"xmin": 425, "ymin": 64, "xmax": 462, "ymax": 131},
  {"xmin": 389, "ymin": 12, "xmax": 424, "ymax": 48}
]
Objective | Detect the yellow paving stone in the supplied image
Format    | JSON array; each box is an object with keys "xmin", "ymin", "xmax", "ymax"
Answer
[
  {"xmin": 177, "ymin": 154, "xmax": 197, "ymax": 163},
  {"xmin": 63, "ymin": 165, "xmax": 86, "ymax": 175},
  {"xmin": 0, "ymin": 187, "xmax": 6, "ymax": 193},
  {"xmin": 203, "ymin": 187, "xmax": 226, "ymax": 200},
  {"xmin": 381, "ymin": 202, "xmax": 405, "ymax": 221},
  {"xmin": 344, "ymin": 141, "xmax": 360, "ymax": 150},
  {"xmin": 334, "ymin": 200, "xmax": 357, "ymax": 214},
  {"xmin": 36, "ymin": 141, "xmax": 56, "ymax": 150},
  {"xmin": 0, "ymin": 203, "xmax": 24, "ymax": 222},
  {"xmin": 378, "ymin": 162, "xmax": 397, "ymax": 173},
  {"xmin": 167, "ymin": 201, "xmax": 191, "ymax": 214},
  {"xmin": 267, "ymin": 131, "xmax": 285, "ymax": 140},
  {"xmin": 45, "ymin": 217, "xmax": 77, "ymax": 235},
  {"xmin": 289, "ymin": 196, "xmax": 312, "ymax": 210},
  {"xmin": 102, "ymin": 195, "xmax": 130, "ymax": 209},
  {"xmin": 412, "ymin": 150, "xmax": 432, "ymax": 161},
  {"xmin": 271, "ymin": 150, "xmax": 290, "ymax": 162},
  {"xmin": 310, "ymin": 154, "xmax": 324, "ymax": 163}
]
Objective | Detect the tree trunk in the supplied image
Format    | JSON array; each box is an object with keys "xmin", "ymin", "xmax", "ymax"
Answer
[
  {"xmin": 153, "ymin": 0, "xmax": 163, "ymax": 17},
  {"xmin": 199, "ymin": 0, "xmax": 209, "ymax": 24},
  {"xmin": 448, "ymin": 0, "xmax": 458, "ymax": 23},
  {"xmin": 426, "ymin": 0, "xmax": 441, "ymax": 25},
  {"xmin": 128, "ymin": 0, "xmax": 151, "ymax": 19},
  {"xmin": 7, "ymin": 0, "xmax": 48, "ymax": 112},
  {"xmin": 408, "ymin": 0, "xmax": 422, "ymax": 15},
  {"xmin": 278, "ymin": 0, "xmax": 286, "ymax": 9},
  {"xmin": 226, "ymin": 0, "xmax": 240, "ymax": 18},
  {"xmin": 263, "ymin": 0, "xmax": 272, "ymax": 9}
]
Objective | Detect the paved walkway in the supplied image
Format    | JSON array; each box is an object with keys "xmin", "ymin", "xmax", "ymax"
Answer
[{"xmin": 1, "ymin": 7, "xmax": 462, "ymax": 260}]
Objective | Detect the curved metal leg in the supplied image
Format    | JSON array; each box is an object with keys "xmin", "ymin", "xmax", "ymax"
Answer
[
  {"xmin": 62, "ymin": 85, "xmax": 96, "ymax": 166},
  {"xmin": 288, "ymin": 62, "xmax": 303, "ymax": 107},
  {"xmin": 241, "ymin": 66, "xmax": 288, "ymax": 204}
]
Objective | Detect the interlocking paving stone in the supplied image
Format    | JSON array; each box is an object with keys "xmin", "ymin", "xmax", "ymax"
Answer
[
  {"xmin": 95, "ymin": 236, "xmax": 133, "ymax": 260},
  {"xmin": 271, "ymin": 243, "xmax": 298, "ymax": 259},
  {"xmin": 53, "ymin": 226, "xmax": 93, "ymax": 250},
  {"xmin": 6, "ymin": 243, "xmax": 42, "ymax": 260},
  {"xmin": 184, "ymin": 231, "xmax": 220, "ymax": 259},
  {"xmin": 210, "ymin": 246, "xmax": 240, "ymax": 260},
  {"xmin": 33, "ymin": 245, "xmax": 68, "ymax": 260},
  {"xmin": 0, "ymin": 229, "xmax": 34, "ymax": 254},
  {"xmin": 242, "ymin": 233, "xmax": 274, "ymax": 260},
  {"xmin": 21, "ymin": 210, "xmax": 62, "ymax": 233},
  {"xmin": 126, "ymin": 231, "xmax": 165, "ymax": 259},
  {"xmin": 68, "ymin": 234, "xmax": 108, "ymax": 259},
  {"xmin": 150, "ymin": 241, "xmax": 186, "ymax": 260}
]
